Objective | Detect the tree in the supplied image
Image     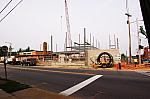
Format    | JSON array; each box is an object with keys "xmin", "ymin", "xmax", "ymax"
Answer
[
  {"xmin": 140, "ymin": 26, "xmax": 147, "ymax": 38},
  {"xmin": 121, "ymin": 53, "xmax": 127, "ymax": 61},
  {"xmin": 26, "ymin": 46, "xmax": 30, "ymax": 52},
  {"xmin": 18, "ymin": 48, "xmax": 22, "ymax": 52},
  {"xmin": 139, "ymin": 0, "xmax": 150, "ymax": 48},
  {"xmin": 18, "ymin": 46, "xmax": 32, "ymax": 52},
  {"xmin": 0, "ymin": 47, "xmax": 3, "ymax": 56}
]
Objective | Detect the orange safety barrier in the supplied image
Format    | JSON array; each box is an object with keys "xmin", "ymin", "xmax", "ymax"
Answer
[{"xmin": 115, "ymin": 64, "xmax": 118, "ymax": 71}]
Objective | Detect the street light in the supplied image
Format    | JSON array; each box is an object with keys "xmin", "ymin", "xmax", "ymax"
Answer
[
  {"xmin": 125, "ymin": 13, "xmax": 132, "ymax": 64},
  {"xmin": 5, "ymin": 42, "xmax": 12, "ymax": 58}
]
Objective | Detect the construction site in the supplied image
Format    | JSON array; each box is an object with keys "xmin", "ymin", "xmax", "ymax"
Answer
[
  {"xmin": 1, "ymin": 1, "xmax": 150, "ymax": 99},
  {"xmin": 0, "ymin": 0, "xmax": 150, "ymax": 70}
]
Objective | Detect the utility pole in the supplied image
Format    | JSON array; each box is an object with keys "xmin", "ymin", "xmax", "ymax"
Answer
[
  {"xmin": 136, "ymin": 18, "xmax": 141, "ymax": 65},
  {"xmin": 64, "ymin": 43, "xmax": 65, "ymax": 51},
  {"xmin": 126, "ymin": 50, "xmax": 128, "ymax": 64},
  {"xmin": 65, "ymin": 32, "xmax": 67, "ymax": 51},
  {"xmin": 125, "ymin": 0, "xmax": 132, "ymax": 64},
  {"xmin": 40, "ymin": 44, "xmax": 42, "ymax": 51},
  {"xmin": 117, "ymin": 38, "xmax": 119, "ymax": 49},
  {"xmin": 126, "ymin": 13, "xmax": 132, "ymax": 64},
  {"xmin": 47, "ymin": 44, "xmax": 49, "ymax": 51},
  {"xmin": 109, "ymin": 35, "xmax": 111, "ymax": 49},
  {"xmin": 114, "ymin": 34, "xmax": 116, "ymax": 49},
  {"xmin": 98, "ymin": 41, "xmax": 100, "ymax": 49},
  {"xmin": 84, "ymin": 28, "xmax": 86, "ymax": 66},
  {"xmin": 90, "ymin": 33, "xmax": 91, "ymax": 50},
  {"xmin": 84, "ymin": 28, "xmax": 86, "ymax": 54},
  {"xmin": 79, "ymin": 33, "xmax": 80, "ymax": 61},
  {"xmin": 96, "ymin": 39, "xmax": 97, "ymax": 48},
  {"xmin": 56, "ymin": 44, "xmax": 57, "ymax": 52},
  {"xmin": 71, "ymin": 40, "xmax": 72, "ymax": 51},
  {"xmin": 51, "ymin": 35, "xmax": 53, "ymax": 52},
  {"xmin": 125, "ymin": 15, "xmax": 132, "ymax": 63},
  {"xmin": 93, "ymin": 36, "xmax": 94, "ymax": 49},
  {"xmin": 79, "ymin": 33, "xmax": 80, "ymax": 53}
]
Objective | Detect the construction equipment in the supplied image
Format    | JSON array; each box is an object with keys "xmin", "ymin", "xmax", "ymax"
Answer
[
  {"xmin": 91, "ymin": 52, "xmax": 114, "ymax": 68},
  {"xmin": 65, "ymin": 0, "xmax": 71, "ymax": 48}
]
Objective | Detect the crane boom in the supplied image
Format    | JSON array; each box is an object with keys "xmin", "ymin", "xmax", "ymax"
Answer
[{"xmin": 65, "ymin": 0, "xmax": 71, "ymax": 47}]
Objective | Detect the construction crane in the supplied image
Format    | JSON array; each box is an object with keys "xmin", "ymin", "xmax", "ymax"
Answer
[{"xmin": 65, "ymin": 0, "xmax": 71, "ymax": 48}]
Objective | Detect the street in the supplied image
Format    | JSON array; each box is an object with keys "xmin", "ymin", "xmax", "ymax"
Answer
[{"xmin": 0, "ymin": 64, "xmax": 150, "ymax": 99}]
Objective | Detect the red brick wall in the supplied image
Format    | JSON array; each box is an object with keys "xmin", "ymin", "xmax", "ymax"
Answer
[{"xmin": 143, "ymin": 47, "xmax": 150, "ymax": 59}]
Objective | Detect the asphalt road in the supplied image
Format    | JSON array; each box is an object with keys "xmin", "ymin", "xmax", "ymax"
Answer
[{"xmin": 0, "ymin": 64, "xmax": 150, "ymax": 99}]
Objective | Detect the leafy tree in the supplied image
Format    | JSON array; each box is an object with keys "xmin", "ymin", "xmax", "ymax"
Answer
[
  {"xmin": 18, "ymin": 47, "xmax": 32, "ymax": 52},
  {"xmin": 18, "ymin": 48, "xmax": 22, "ymax": 52},
  {"xmin": 140, "ymin": 26, "xmax": 147, "ymax": 38},
  {"xmin": 26, "ymin": 46, "xmax": 30, "ymax": 52},
  {"xmin": 0, "ymin": 47, "xmax": 3, "ymax": 56},
  {"xmin": 121, "ymin": 53, "xmax": 127, "ymax": 61}
]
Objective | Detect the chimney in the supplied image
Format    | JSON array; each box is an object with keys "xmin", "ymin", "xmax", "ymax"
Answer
[{"xmin": 43, "ymin": 42, "xmax": 47, "ymax": 55}]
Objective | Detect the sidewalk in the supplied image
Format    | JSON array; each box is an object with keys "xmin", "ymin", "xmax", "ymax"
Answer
[
  {"xmin": 34, "ymin": 65, "xmax": 92, "ymax": 69},
  {"xmin": 0, "ymin": 89, "xmax": 16, "ymax": 99},
  {"xmin": 32, "ymin": 65, "xmax": 150, "ymax": 71},
  {"xmin": 0, "ymin": 88, "xmax": 75, "ymax": 99}
]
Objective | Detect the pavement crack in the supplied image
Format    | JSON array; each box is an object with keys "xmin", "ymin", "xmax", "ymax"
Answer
[{"xmin": 93, "ymin": 90, "xmax": 105, "ymax": 98}]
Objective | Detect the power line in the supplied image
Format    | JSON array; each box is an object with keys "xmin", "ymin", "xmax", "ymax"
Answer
[
  {"xmin": 0, "ymin": 0, "xmax": 13, "ymax": 14},
  {"xmin": 0, "ymin": 0, "xmax": 23, "ymax": 23}
]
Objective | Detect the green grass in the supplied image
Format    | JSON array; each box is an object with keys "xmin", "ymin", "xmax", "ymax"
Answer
[{"xmin": 0, "ymin": 78, "xmax": 31, "ymax": 93}]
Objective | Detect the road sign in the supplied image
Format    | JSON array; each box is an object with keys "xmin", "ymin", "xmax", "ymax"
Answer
[
  {"xmin": 1, "ymin": 46, "xmax": 8, "ymax": 80},
  {"xmin": 114, "ymin": 54, "xmax": 121, "ymax": 63}
]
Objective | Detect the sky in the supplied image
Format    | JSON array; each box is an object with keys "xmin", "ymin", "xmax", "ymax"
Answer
[{"xmin": 0, "ymin": 0, "xmax": 148, "ymax": 55}]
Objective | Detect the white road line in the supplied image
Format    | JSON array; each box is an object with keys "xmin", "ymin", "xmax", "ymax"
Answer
[
  {"xmin": 136, "ymin": 71, "xmax": 150, "ymax": 77},
  {"xmin": 59, "ymin": 75, "xmax": 103, "ymax": 96},
  {"xmin": 0, "ymin": 66, "xmax": 94, "ymax": 76}
]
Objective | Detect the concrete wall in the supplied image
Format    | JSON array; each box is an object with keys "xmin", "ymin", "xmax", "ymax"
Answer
[{"xmin": 85, "ymin": 49, "xmax": 120, "ymax": 66}]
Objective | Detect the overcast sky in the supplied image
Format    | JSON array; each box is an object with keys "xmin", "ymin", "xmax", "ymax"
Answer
[{"xmin": 0, "ymin": 0, "xmax": 148, "ymax": 55}]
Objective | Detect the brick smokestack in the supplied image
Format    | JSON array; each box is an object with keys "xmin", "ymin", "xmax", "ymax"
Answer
[
  {"xmin": 144, "ymin": 47, "xmax": 149, "ymax": 59},
  {"xmin": 43, "ymin": 42, "xmax": 47, "ymax": 55}
]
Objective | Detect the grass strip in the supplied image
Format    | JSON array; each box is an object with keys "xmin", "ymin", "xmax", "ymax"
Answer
[{"xmin": 0, "ymin": 77, "xmax": 31, "ymax": 93}]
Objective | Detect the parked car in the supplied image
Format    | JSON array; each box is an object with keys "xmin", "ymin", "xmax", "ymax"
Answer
[
  {"xmin": 12, "ymin": 58, "xmax": 21, "ymax": 65},
  {"xmin": 21, "ymin": 58, "xmax": 37, "ymax": 66},
  {"xmin": 142, "ymin": 59, "xmax": 150, "ymax": 65}
]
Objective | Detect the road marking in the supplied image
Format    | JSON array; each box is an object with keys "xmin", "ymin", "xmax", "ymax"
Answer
[
  {"xmin": 0, "ymin": 66, "xmax": 95, "ymax": 76},
  {"xmin": 59, "ymin": 75, "xmax": 103, "ymax": 96},
  {"xmin": 42, "ymin": 82, "xmax": 48, "ymax": 85},
  {"xmin": 136, "ymin": 71, "xmax": 150, "ymax": 77}
]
